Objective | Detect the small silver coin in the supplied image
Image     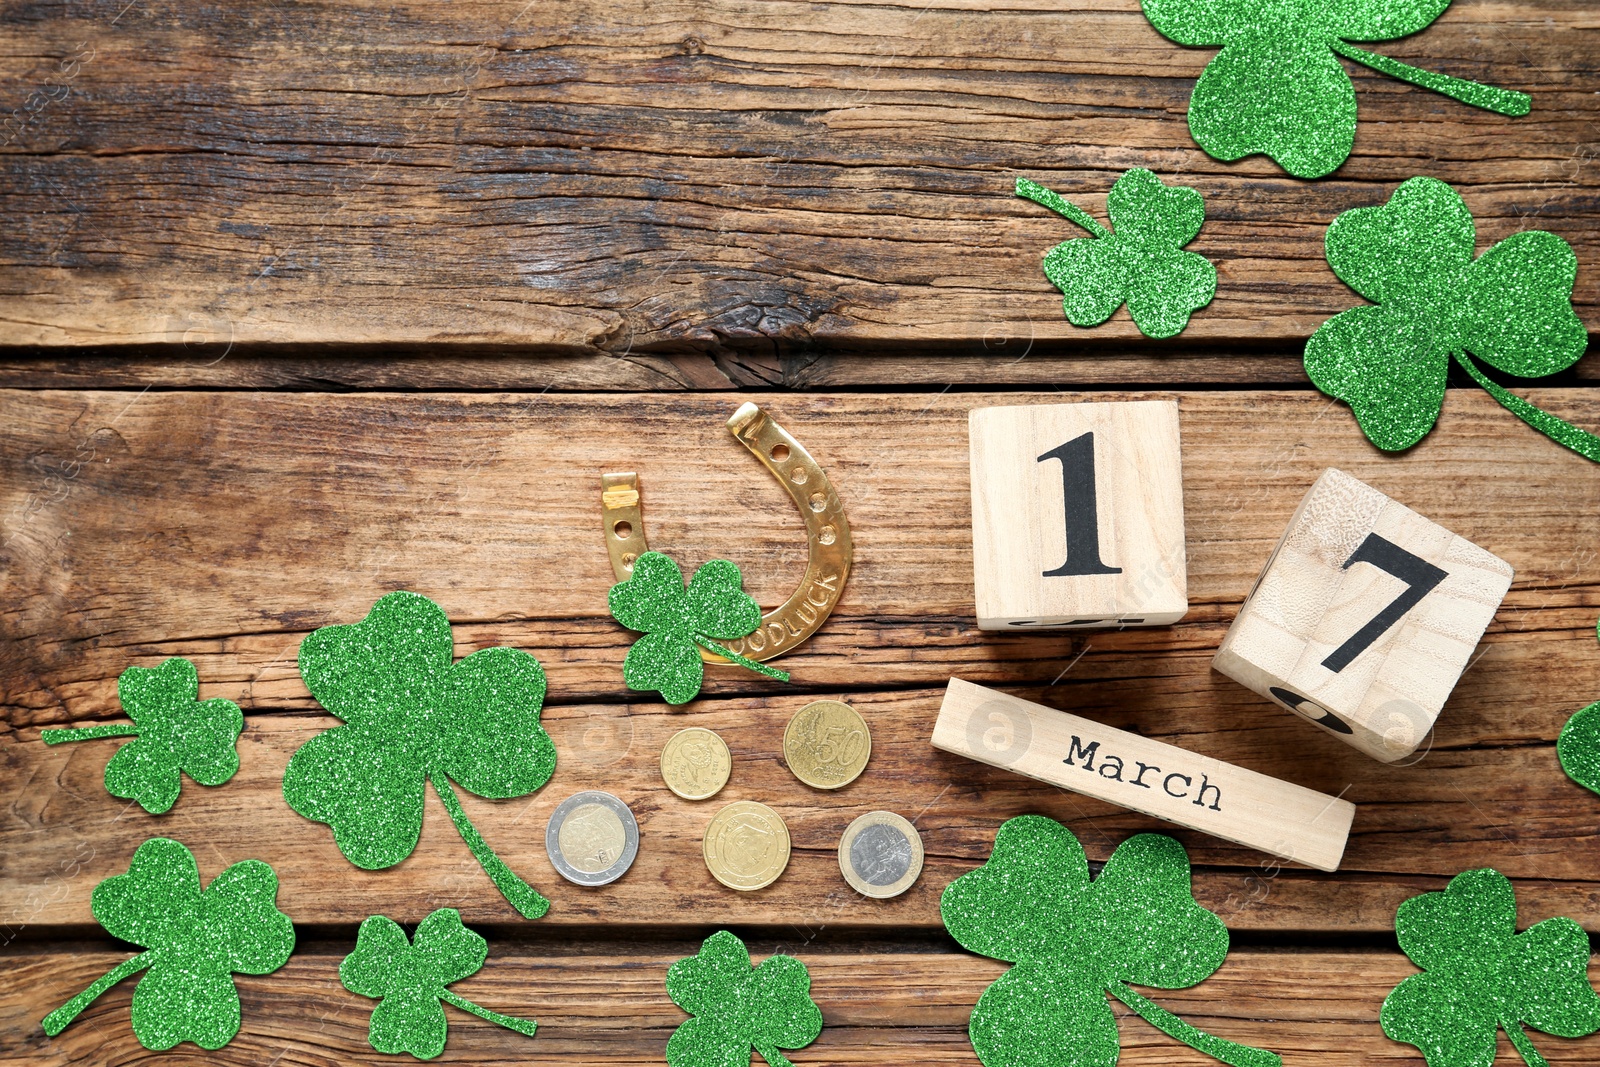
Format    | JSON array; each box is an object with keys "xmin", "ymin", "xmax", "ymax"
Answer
[
  {"xmin": 851, "ymin": 824, "xmax": 914, "ymax": 886},
  {"xmin": 545, "ymin": 790, "xmax": 640, "ymax": 887},
  {"xmin": 838, "ymin": 811, "xmax": 924, "ymax": 899}
]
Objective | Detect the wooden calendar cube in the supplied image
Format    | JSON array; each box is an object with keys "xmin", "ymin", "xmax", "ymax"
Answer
[
  {"xmin": 969, "ymin": 400, "xmax": 1187, "ymax": 630},
  {"xmin": 1214, "ymin": 468, "xmax": 1512, "ymax": 762}
]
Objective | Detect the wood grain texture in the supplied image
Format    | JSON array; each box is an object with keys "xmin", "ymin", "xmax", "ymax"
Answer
[
  {"xmin": 6, "ymin": 2, "xmax": 1600, "ymax": 1057},
  {"xmin": 6, "ymin": 946, "xmax": 1600, "ymax": 1065},
  {"xmin": 4, "ymin": 388, "xmax": 1600, "ymax": 938},
  {"xmin": 0, "ymin": 0, "xmax": 1595, "ymax": 351}
]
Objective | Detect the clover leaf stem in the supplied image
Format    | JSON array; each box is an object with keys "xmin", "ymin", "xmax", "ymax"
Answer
[
  {"xmin": 41, "ymin": 725, "xmax": 138, "ymax": 745},
  {"xmin": 753, "ymin": 1044, "xmax": 795, "ymax": 1067},
  {"xmin": 41, "ymin": 949, "xmax": 156, "ymax": 1036},
  {"xmin": 1504, "ymin": 1021, "xmax": 1551, "ymax": 1067},
  {"xmin": 428, "ymin": 773, "xmax": 550, "ymax": 921},
  {"xmin": 691, "ymin": 635, "xmax": 791, "ymax": 683},
  {"xmin": 439, "ymin": 989, "xmax": 539, "ymax": 1037},
  {"xmin": 1452, "ymin": 350, "xmax": 1600, "ymax": 463},
  {"xmin": 1015, "ymin": 177, "xmax": 1110, "ymax": 239},
  {"xmin": 1327, "ymin": 40, "xmax": 1530, "ymax": 117},
  {"xmin": 1107, "ymin": 982, "xmax": 1282, "ymax": 1067}
]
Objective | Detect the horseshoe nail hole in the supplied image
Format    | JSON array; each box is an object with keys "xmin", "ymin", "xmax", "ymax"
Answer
[
  {"xmin": 789, "ymin": 467, "xmax": 808, "ymax": 484},
  {"xmin": 769, "ymin": 444, "xmax": 790, "ymax": 463},
  {"xmin": 819, "ymin": 525, "xmax": 836, "ymax": 546},
  {"xmin": 612, "ymin": 520, "xmax": 633, "ymax": 539},
  {"xmin": 809, "ymin": 492, "xmax": 826, "ymax": 512},
  {"xmin": 622, "ymin": 552, "xmax": 637, "ymax": 569}
]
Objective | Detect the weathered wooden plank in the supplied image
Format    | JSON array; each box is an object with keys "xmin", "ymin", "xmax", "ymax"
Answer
[
  {"xmin": 4, "ymin": 388, "xmax": 1597, "ymax": 711},
  {"xmin": 5, "ymin": 389, "xmax": 1600, "ymax": 932},
  {"xmin": 5, "ymin": 946, "xmax": 1600, "ymax": 1065},
  {"xmin": 4, "ymin": 352, "xmax": 1600, "ymax": 391},
  {"xmin": 0, "ymin": 0, "xmax": 1593, "ymax": 350},
  {"xmin": 8, "ymin": 674, "xmax": 1600, "ymax": 931}
]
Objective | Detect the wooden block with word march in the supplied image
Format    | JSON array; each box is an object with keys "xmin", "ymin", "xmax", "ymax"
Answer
[
  {"xmin": 1214, "ymin": 468, "xmax": 1512, "ymax": 763},
  {"xmin": 969, "ymin": 401, "xmax": 1186, "ymax": 630},
  {"xmin": 931, "ymin": 678, "xmax": 1354, "ymax": 871}
]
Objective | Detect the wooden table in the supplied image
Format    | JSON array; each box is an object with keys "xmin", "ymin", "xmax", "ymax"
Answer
[{"xmin": 3, "ymin": 1, "xmax": 1598, "ymax": 1063}]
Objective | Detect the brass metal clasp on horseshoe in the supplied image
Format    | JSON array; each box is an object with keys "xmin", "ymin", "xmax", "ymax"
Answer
[{"xmin": 600, "ymin": 402, "xmax": 852, "ymax": 663}]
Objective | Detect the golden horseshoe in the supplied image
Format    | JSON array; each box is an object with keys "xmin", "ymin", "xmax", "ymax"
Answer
[{"xmin": 601, "ymin": 402, "xmax": 852, "ymax": 663}]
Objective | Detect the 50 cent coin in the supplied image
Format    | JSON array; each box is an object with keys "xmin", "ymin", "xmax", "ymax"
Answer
[{"xmin": 783, "ymin": 699, "xmax": 871, "ymax": 789}]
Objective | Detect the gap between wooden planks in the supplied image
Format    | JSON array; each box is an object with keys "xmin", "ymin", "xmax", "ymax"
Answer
[
  {"xmin": 0, "ymin": 0, "xmax": 1593, "ymax": 349},
  {"xmin": 3, "ymin": 351, "xmax": 1600, "ymax": 391},
  {"xmin": 4, "ymin": 388, "xmax": 1600, "ymax": 936}
]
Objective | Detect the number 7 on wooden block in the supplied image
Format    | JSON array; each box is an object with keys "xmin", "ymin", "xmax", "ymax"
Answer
[
  {"xmin": 1320, "ymin": 533, "xmax": 1446, "ymax": 673},
  {"xmin": 931, "ymin": 679, "xmax": 1356, "ymax": 871},
  {"xmin": 1214, "ymin": 469, "xmax": 1512, "ymax": 763},
  {"xmin": 969, "ymin": 401, "xmax": 1187, "ymax": 630}
]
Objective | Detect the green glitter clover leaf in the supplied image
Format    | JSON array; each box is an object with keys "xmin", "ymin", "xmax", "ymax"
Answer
[
  {"xmin": 41, "ymin": 837, "xmax": 294, "ymax": 1050},
  {"xmin": 1381, "ymin": 868, "xmax": 1600, "ymax": 1067},
  {"xmin": 1141, "ymin": 0, "xmax": 1531, "ymax": 179},
  {"xmin": 941, "ymin": 815, "xmax": 1281, "ymax": 1067},
  {"xmin": 340, "ymin": 907, "xmax": 538, "ymax": 1060},
  {"xmin": 1016, "ymin": 172, "xmax": 1216, "ymax": 339},
  {"xmin": 282, "ymin": 591, "xmax": 556, "ymax": 920},
  {"xmin": 1305, "ymin": 176, "xmax": 1597, "ymax": 462},
  {"xmin": 41, "ymin": 657, "xmax": 243, "ymax": 814},
  {"xmin": 1557, "ymin": 618, "xmax": 1600, "ymax": 795},
  {"xmin": 608, "ymin": 551, "xmax": 790, "ymax": 705},
  {"xmin": 665, "ymin": 930, "xmax": 823, "ymax": 1067}
]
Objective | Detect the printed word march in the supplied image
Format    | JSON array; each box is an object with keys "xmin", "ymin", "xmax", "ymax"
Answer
[{"xmin": 1060, "ymin": 735, "xmax": 1223, "ymax": 811}]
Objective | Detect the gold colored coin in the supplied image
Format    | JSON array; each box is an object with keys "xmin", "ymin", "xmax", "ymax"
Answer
[
  {"xmin": 838, "ymin": 811, "xmax": 923, "ymax": 899},
  {"xmin": 702, "ymin": 800, "xmax": 790, "ymax": 891},
  {"xmin": 783, "ymin": 700, "xmax": 871, "ymax": 789},
  {"xmin": 660, "ymin": 727, "xmax": 733, "ymax": 801}
]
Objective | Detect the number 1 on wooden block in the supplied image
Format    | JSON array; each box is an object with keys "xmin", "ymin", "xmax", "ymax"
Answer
[
  {"xmin": 1038, "ymin": 432, "xmax": 1122, "ymax": 578},
  {"xmin": 969, "ymin": 401, "xmax": 1187, "ymax": 630}
]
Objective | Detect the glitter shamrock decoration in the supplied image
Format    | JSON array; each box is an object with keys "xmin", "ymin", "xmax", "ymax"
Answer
[
  {"xmin": 1015, "ymin": 172, "xmax": 1216, "ymax": 339},
  {"xmin": 41, "ymin": 657, "xmax": 243, "ymax": 814},
  {"xmin": 1381, "ymin": 868, "xmax": 1600, "ymax": 1066},
  {"xmin": 665, "ymin": 930, "xmax": 822, "ymax": 1067},
  {"xmin": 941, "ymin": 815, "xmax": 1280, "ymax": 1067},
  {"xmin": 1141, "ymin": 0, "xmax": 1531, "ymax": 179},
  {"xmin": 1305, "ymin": 176, "xmax": 1597, "ymax": 462},
  {"xmin": 340, "ymin": 907, "xmax": 538, "ymax": 1059},
  {"xmin": 41, "ymin": 837, "xmax": 294, "ymax": 1050},
  {"xmin": 1556, "ymin": 618, "xmax": 1600, "ymax": 794},
  {"xmin": 608, "ymin": 551, "xmax": 789, "ymax": 705},
  {"xmin": 282, "ymin": 591, "xmax": 556, "ymax": 920}
]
